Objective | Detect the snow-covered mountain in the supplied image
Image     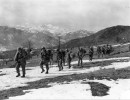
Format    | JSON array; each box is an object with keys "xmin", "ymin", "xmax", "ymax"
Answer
[
  {"xmin": 62, "ymin": 29, "xmax": 94, "ymax": 41},
  {"xmin": 0, "ymin": 25, "xmax": 61, "ymax": 50},
  {"xmin": 0, "ymin": 24, "xmax": 94, "ymax": 50},
  {"xmin": 14, "ymin": 24, "xmax": 69, "ymax": 37}
]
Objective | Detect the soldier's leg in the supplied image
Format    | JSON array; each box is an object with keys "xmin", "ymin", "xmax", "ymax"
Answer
[
  {"xmin": 78, "ymin": 58, "xmax": 80, "ymax": 66},
  {"xmin": 57, "ymin": 59, "xmax": 60, "ymax": 70},
  {"xmin": 81, "ymin": 58, "xmax": 83, "ymax": 67},
  {"xmin": 45, "ymin": 63, "xmax": 49, "ymax": 74},
  {"xmin": 51, "ymin": 56, "xmax": 53, "ymax": 65},
  {"xmin": 61, "ymin": 59, "xmax": 64, "ymax": 70},
  {"xmin": 59, "ymin": 59, "xmax": 62, "ymax": 71},
  {"xmin": 89, "ymin": 55, "xmax": 91, "ymax": 61},
  {"xmin": 79, "ymin": 58, "xmax": 81, "ymax": 66},
  {"xmin": 91, "ymin": 54, "xmax": 93, "ymax": 61},
  {"xmin": 90, "ymin": 54, "xmax": 92, "ymax": 61},
  {"xmin": 68, "ymin": 59, "xmax": 71, "ymax": 68},
  {"xmin": 21, "ymin": 63, "xmax": 26, "ymax": 77},
  {"xmin": 67, "ymin": 59, "xmax": 70, "ymax": 68},
  {"xmin": 16, "ymin": 63, "xmax": 21, "ymax": 77},
  {"xmin": 60, "ymin": 59, "xmax": 63, "ymax": 70},
  {"xmin": 40, "ymin": 61, "xmax": 45, "ymax": 73},
  {"xmin": 63, "ymin": 57, "xmax": 65, "ymax": 66},
  {"xmin": 57, "ymin": 60, "xmax": 60, "ymax": 71}
]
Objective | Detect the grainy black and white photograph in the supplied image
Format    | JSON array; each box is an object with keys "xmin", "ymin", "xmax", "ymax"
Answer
[{"xmin": 0, "ymin": 0, "xmax": 130, "ymax": 99}]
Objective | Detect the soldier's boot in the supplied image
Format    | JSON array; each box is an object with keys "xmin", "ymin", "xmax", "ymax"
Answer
[
  {"xmin": 21, "ymin": 64, "xmax": 26, "ymax": 78},
  {"xmin": 61, "ymin": 63, "xmax": 63, "ymax": 70},
  {"xmin": 21, "ymin": 75, "xmax": 25, "ymax": 78},
  {"xmin": 40, "ymin": 65, "xmax": 45, "ymax": 73},
  {"xmin": 89, "ymin": 56, "xmax": 91, "ymax": 61},
  {"xmin": 60, "ymin": 60, "xmax": 63, "ymax": 70},
  {"xmin": 69, "ymin": 64, "xmax": 71, "ymax": 69},
  {"xmin": 61, "ymin": 66, "xmax": 63, "ymax": 70},
  {"xmin": 59, "ymin": 66, "xmax": 61, "ymax": 71},
  {"xmin": 16, "ymin": 73, "xmax": 20, "ymax": 77},
  {"xmin": 45, "ymin": 64, "xmax": 49, "ymax": 74},
  {"xmin": 68, "ymin": 61, "xmax": 71, "ymax": 69},
  {"xmin": 59, "ymin": 60, "xmax": 62, "ymax": 71},
  {"xmin": 81, "ymin": 59, "xmax": 83, "ymax": 68},
  {"xmin": 59, "ymin": 66, "xmax": 62, "ymax": 71},
  {"xmin": 16, "ymin": 64, "xmax": 20, "ymax": 77},
  {"xmin": 41, "ymin": 70, "xmax": 45, "ymax": 73}
]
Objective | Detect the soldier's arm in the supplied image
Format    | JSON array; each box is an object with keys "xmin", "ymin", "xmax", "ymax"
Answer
[
  {"xmin": 14, "ymin": 51, "xmax": 18, "ymax": 62},
  {"xmin": 40, "ymin": 52, "xmax": 43, "ymax": 59}
]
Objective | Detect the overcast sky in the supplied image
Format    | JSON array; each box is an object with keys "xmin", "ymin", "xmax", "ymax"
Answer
[{"xmin": 0, "ymin": 0, "xmax": 130, "ymax": 31}]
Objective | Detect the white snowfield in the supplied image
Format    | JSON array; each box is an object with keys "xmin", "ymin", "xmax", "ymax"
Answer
[{"xmin": 0, "ymin": 57, "xmax": 130, "ymax": 99}]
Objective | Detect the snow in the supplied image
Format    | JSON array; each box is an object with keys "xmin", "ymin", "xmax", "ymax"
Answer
[
  {"xmin": 9, "ymin": 81, "xmax": 91, "ymax": 99},
  {"xmin": 0, "ymin": 57, "xmax": 130, "ymax": 99},
  {"xmin": 14, "ymin": 23, "xmax": 68, "ymax": 35}
]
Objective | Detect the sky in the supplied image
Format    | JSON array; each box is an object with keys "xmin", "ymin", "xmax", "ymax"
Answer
[{"xmin": 0, "ymin": 0, "xmax": 130, "ymax": 32}]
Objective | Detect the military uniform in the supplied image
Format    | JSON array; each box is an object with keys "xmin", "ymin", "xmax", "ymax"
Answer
[
  {"xmin": 67, "ymin": 50, "xmax": 72, "ymax": 69},
  {"xmin": 40, "ymin": 47, "xmax": 50, "ymax": 74},
  {"xmin": 89, "ymin": 47, "xmax": 94, "ymax": 61},
  {"xmin": 48, "ymin": 49, "xmax": 53, "ymax": 65},
  {"xmin": 97, "ymin": 46, "xmax": 101, "ymax": 58},
  {"xmin": 57, "ymin": 49, "xmax": 63, "ymax": 71},
  {"xmin": 14, "ymin": 48, "xmax": 27, "ymax": 77},
  {"xmin": 61, "ymin": 50, "xmax": 66, "ymax": 66},
  {"xmin": 78, "ymin": 48, "xmax": 85, "ymax": 67}
]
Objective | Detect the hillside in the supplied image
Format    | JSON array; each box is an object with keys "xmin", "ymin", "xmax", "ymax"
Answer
[
  {"xmin": 0, "ymin": 26, "xmax": 60, "ymax": 50},
  {"xmin": 62, "ymin": 30, "xmax": 94, "ymax": 42},
  {"xmin": 62, "ymin": 25, "xmax": 130, "ymax": 48},
  {"xmin": 0, "ymin": 25, "xmax": 94, "ymax": 50}
]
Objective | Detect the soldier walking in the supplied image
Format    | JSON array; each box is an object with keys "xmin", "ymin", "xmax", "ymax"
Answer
[
  {"xmin": 48, "ymin": 49, "xmax": 53, "ymax": 66},
  {"xmin": 67, "ymin": 49, "xmax": 72, "ymax": 69},
  {"xmin": 14, "ymin": 47, "xmax": 27, "ymax": 77},
  {"xmin": 97, "ymin": 46, "xmax": 101, "ymax": 58},
  {"xmin": 61, "ymin": 49, "xmax": 66, "ymax": 66},
  {"xmin": 40, "ymin": 47, "xmax": 50, "ymax": 74},
  {"xmin": 57, "ymin": 49, "xmax": 63, "ymax": 71},
  {"xmin": 89, "ymin": 46, "xmax": 94, "ymax": 61},
  {"xmin": 78, "ymin": 47, "xmax": 86, "ymax": 67}
]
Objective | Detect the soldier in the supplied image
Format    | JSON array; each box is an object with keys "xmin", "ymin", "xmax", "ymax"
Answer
[
  {"xmin": 57, "ymin": 49, "xmax": 63, "ymax": 71},
  {"xmin": 48, "ymin": 49, "xmax": 53, "ymax": 65},
  {"xmin": 27, "ymin": 48, "xmax": 32, "ymax": 59},
  {"xmin": 40, "ymin": 47, "xmax": 50, "ymax": 74},
  {"xmin": 61, "ymin": 49, "xmax": 66, "ymax": 66},
  {"xmin": 107, "ymin": 44, "xmax": 113, "ymax": 55},
  {"xmin": 66, "ymin": 49, "xmax": 72, "ymax": 69},
  {"xmin": 97, "ymin": 46, "xmax": 101, "ymax": 58},
  {"xmin": 77, "ymin": 47, "xmax": 86, "ymax": 67},
  {"xmin": 89, "ymin": 46, "xmax": 94, "ymax": 61},
  {"xmin": 14, "ymin": 47, "xmax": 27, "ymax": 77},
  {"xmin": 101, "ymin": 45, "xmax": 106, "ymax": 57}
]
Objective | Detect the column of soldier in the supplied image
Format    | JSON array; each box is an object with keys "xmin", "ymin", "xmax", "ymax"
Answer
[{"xmin": 14, "ymin": 44, "xmax": 112, "ymax": 78}]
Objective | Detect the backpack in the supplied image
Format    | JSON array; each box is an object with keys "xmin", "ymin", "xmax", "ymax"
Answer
[
  {"xmin": 22, "ymin": 49, "xmax": 28, "ymax": 60},
  {"xmin": 46, "ymin": 50, "xmax": 51, "ymax": 61}
]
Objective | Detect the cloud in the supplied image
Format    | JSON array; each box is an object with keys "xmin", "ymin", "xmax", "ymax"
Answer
[{"xmin": 0, "ymin": 0, "xmax": 130, "ymax": 31}]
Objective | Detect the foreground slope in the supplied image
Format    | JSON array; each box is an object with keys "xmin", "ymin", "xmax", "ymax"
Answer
[{"xmin": 0, "ymin": 53, "xmax": 130, "ymax": 99}]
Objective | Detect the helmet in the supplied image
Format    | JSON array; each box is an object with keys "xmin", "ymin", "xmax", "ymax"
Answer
[
  {"xmin": 18, "ymin": 47, "xmax": 22, "ymax": 50},
  {"xmin": 41, "ymin": 47, "xmax": 46, "ymax": 50}
]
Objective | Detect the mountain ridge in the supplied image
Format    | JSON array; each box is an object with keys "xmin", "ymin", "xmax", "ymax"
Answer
[
  {"xmin": 61, "ymin": 25, "xmax": 130, "ymax": 48},
  {"xmin": 0, "ymin": 25, "xmax": 93, "ymax": 50}
]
